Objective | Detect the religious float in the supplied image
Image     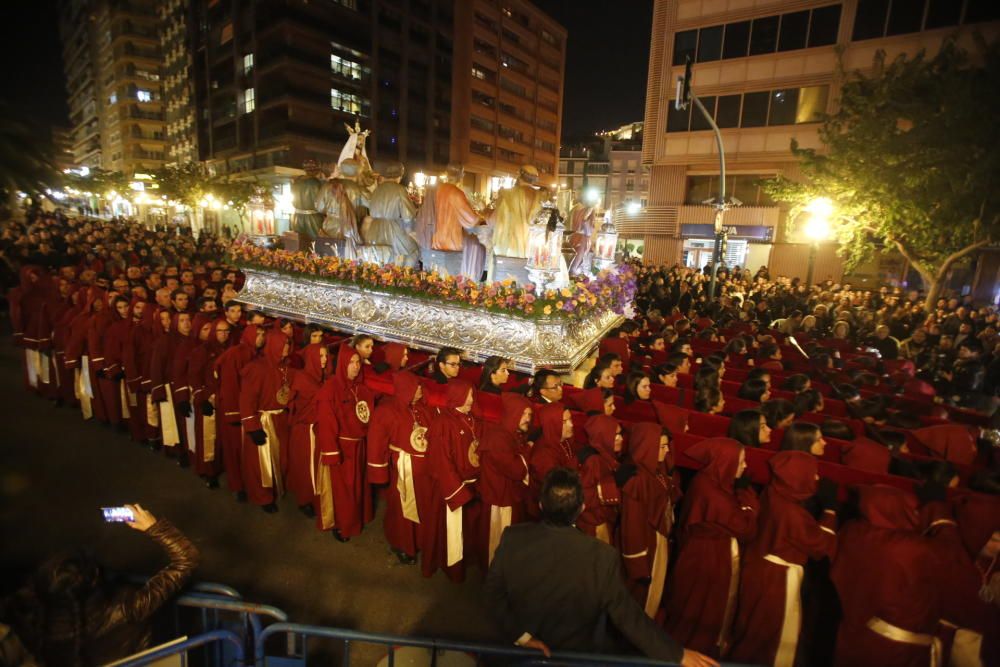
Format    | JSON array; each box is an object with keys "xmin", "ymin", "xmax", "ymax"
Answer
[{"xmin": 237, "ymin": 124, "xmax": 630, "ymax": 373}]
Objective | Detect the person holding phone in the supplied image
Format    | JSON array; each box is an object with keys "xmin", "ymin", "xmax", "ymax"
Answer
[{"xmin": 0, "ymin": 504, "xmax": 199, "ymax": 667}]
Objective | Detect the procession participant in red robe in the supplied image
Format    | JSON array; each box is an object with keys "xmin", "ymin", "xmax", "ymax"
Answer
[
  {"xmin": 239, "ymin": 328, "xmax": 293, "ymax": 513},
  {"xmin": 372, "ymin": 342, "xmax": 408, "ymax": 374},
  {"xmin": 568, "ymin": 386, "xmax": 615, "ymax": 418},
  {"xmin": 652, "ymin": 401, "xmax": 690, "ymax": 435},
  {"xmin": 424, "ymin": 379, "xmax": 482, "ymax": 581},
  {"xmin": 620, "ymin": 422, "xmax": 679, "ymax": 617},
  {"xmin": 168, "ymin": 311, "xmax": 200, "ymax": 468},
  {"xmin": 214, "ymin": 325, "xmax": 264, "ymax": 499},
  {"xmin": 11, "ymin": 267, "xmax": 48, "ymax": 392},
  {"xmin": 40, "ymin": 278, "xmax": 75, "ymax": 401},
  {"xmin": 912, "ymin": 424, "xmax": 978, "ymax": 465},
  {"xmin": 64, "ymin": 290, "xmax": 101, "ymax": 420},
  {"xmin": 927, "ymin": 494, "xmax": 999, "ymax": 667},
  {"xmin": 286, "ymin": 343, "xmax": 328, "ymax": 516},
  {"xmin": 728, "ymin": 451, "xmax": 837, "ymax": 667},
  {"xmin": 841, "ymin": 436, "xmax": 891, "ymax": 474},
  {"xmin": 422, "ymin": 347, "xmax": 462, "ymax": 408},
  {"xmin": 100, "ymin": 296, "xmax": 133, "ymax": 430},
  {"xmin": 830, "ymin": 485, "xmax": 946, "ymax": 667},
  {"xmin": 85, "ymin": 293, "xmax": 112, "ymax": 423},
  {"xmin": 664, "ymin": 436, "xmax": 759, "ymax": 657},
  {"xmin": 528, "ymin": 403, "xmax": 578, "ymax": 502},
  {"xmin": 148, "ymin": 312, "xmax": 186, "ymax": 457},
  {"xmin": 478, "ymin": 392, "xmax": 533, "ymax": 567},
  {"xmin": 367, "ymin": 371, "xmax": 434, "ymax": 563},
  {"xmin": 140, "ymin": 308, "xmax": 172, "ymax": 448},
  {"xmin": 186, "ymin": 316, "xmax": 226, "ymax": 486},
  {"xmin": 51, "ymin": 285, "xmax": 84, "ymax": 407},
  {"xmin": 576, "ymin": 414, "xmax": 623, "ymax": 543},
  {"xmin": 122, "ymin": 299, "xmax": 152, "ymax": 444},
  {"xmin": 315, "ymin": 343, "xmax": 376, "ymax": 540}
]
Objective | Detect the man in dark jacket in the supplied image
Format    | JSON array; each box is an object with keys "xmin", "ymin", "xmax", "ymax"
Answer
[{"xmin": 484, "ymin": 468, "xmax": 717, "ymax": 667}]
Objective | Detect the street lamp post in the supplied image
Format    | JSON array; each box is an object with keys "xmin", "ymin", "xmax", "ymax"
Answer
[
  {"xmin": 803, "ymin": 197, "xmax": 833, "ymax": 288},
  {"xmin": 677, "ymin": 58, "xmax": 730, "ymax": 300}
]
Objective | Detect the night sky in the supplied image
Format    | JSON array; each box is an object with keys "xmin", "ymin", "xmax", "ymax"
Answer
[{"xmin": 0, "ymin": 0, "xmax": 653, "ymax": 142}]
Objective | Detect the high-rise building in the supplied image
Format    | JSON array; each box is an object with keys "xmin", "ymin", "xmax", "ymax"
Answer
[
  {"xmin": 59, "ymin": 0, "xmax": 102, "ymax": 169},
  {"xmin": 160, "ymin": 0, "xmax": 198, "ymax": 165},
  {"xmin": 58, "ymin": 0, "xmax": 168, "ymax": 176},
  {"xmin": 640, "ymin": 0, "xmax": 999, "ymax": 279},
  {"xmin": 452, "ymin": 0, "xmax": 566, "ymax": 195}
]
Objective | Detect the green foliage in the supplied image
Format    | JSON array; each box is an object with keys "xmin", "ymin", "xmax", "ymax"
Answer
[
  {"xmin": 0, "ymin": 104, "xmax": 61, "ymax": 197},
  {"xmin": 765, "ymin": 38, "xmax": 1000, "ymax": 294},
  {"xmin": 152, "ymin": 163, "xmax": 209, "ymax": 209},
  {"xmin": 213, "ymin": 177, "xmax": 262, "ymax": 222}
]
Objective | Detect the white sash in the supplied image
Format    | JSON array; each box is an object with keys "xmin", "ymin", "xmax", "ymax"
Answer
[
  {"xmin": 75, "ymin": 368, "xmax": 93, "ymax": 420},
  {"xmin": 488, "ymin": 505, "xmax": 513, "ymax": 565},
  {"xmin": 25, "ymin": 350, "xmax": 39, "ymax": 388},
  {"xmin": 186, "ymin": 412, "xmax": 196, "ymax": 453},
  {"xmin": 644, "ymin": 531, "xmax": 669, "ymax": 618},
  {"xmin": 446, "ymin": 505, "xmax": 463, "ymax": 566},
  {"xmin": 203, "ymin": 412, "xmax": 216, "ymax": 462},
  {"xmin": 80, "ymin": 355, "xmax": 94, "ymax": 398},
  {"xmin": 258, "ymin": 409, "xmax": 284, "ymax": 494},
  {"xmin": 159, "ymin": 385, "xmax": 180, "ymax": 447},
  {"xmin": 392, "ymin": 447, "xmax": 420, "ymax": 523},
  {"xmin": 763, "ymin": 554, "xmax": 805, "ymax": 667},
  {"xmin": 119, "ymin": 381, "xmax": 131, "ymax": 420},
  {"xmin": 39, "ymin": 351, "xmax": 51, "ymax": 385}
]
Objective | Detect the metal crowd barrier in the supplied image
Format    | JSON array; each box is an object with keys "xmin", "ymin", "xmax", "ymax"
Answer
[
  {"xmin": 254, "ymin": 623, "xmax": 759, "ymax": 667},
  {"xmin": 112, "ymin": 629, "xmax": 246, "ymax": 667}
]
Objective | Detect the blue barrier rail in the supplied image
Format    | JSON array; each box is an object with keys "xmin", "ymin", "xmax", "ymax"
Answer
[
  {"xmin": 114, "ymin": 629, "xmax": 246, "ymax": 666},
  {"xmin": 255, "ymin": 622, "xmax": 760, "ymax": 667}
]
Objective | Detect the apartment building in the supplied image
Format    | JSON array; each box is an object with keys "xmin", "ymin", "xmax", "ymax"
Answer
[
  {"xmin": 639, "ymin": 0, "xmax": 999, "ymax": 282},
  {"xmin": 452, "ymin": 0, "xmax": 566, "ymax": 195}
]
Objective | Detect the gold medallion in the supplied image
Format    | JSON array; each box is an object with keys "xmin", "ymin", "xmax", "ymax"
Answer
[
  {"xmin": 410, "ymin": 424, "xmax": 428, "ymax": 453},
  {"xmin": 355, "ymin": 400, "xmax": 370, "ymax": 424},
  {"xmin": 468, "ymin": 439, "xmax": 480, "ymax": 467},
  {"xmin": 276, "ymin": 384, "xmax": 291, "ymax": 406}
]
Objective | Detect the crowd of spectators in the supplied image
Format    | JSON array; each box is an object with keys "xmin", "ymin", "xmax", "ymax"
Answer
[{"xmin": 2, "ymin": 212, "xmax": 998, "ymax": 667}]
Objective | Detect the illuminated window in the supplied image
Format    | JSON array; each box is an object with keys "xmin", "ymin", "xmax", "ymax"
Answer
[
  {"xmin": 137, "ymin": 89, "xmax": 152, "ymax": 102},
  {"xmin": 243, "ymin": 87, "xmax": 255, "ymax": 114},
  {"xmin": 243, "ymin": 53, "xmax": 254, "ymax": 75},
  {"xmin": 330, "ymin": 88, "xmax": 362, "ymax": 114},
  {"xmin": 795, "ymin": 86, "xmax": 829, "ymax": 123},
  {"xmin": 331, "ymin": 54, "xmax": 362, "ymax": 80},
  {"xmin": 109, "ymin": 92, "xmax": 118, "ymax": 105}
]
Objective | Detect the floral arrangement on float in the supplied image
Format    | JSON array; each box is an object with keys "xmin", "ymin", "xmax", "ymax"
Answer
[{"xmin": 231, "ymin": 241, "xmax": 636, "ymax": 321}]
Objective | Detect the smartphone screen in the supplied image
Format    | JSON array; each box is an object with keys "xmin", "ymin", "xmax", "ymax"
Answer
[{"xmin": 101, "ymin": 506, "xmax": 135, "ymax": 523}]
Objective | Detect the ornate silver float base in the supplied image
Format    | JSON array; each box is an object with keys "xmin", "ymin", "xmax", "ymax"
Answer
[{"xmin": 237, "ymin": 268, "xmax": 623, "ymax": 373}]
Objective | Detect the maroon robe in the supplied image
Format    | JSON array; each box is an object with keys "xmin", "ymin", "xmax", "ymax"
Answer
[
  {"xmin": 831, "ymin": 486, "xmax": 946, "ymax": 667},
  {"xmin": 367, "ymin": 371, "xmax": 433, "ymax": 557},
  {"xmin": 477, "ymin": 392, "xmax": 532, "ymax": 568},
  {"xmin": 424, "ymin": 379, "xmax": 482, "ymax": 581},
  {"xmin": 528, "ymin": 403, "xmax": 578, "ymax": 502},
  {"xmin": 620, "ymin": 422, "xmax": 679, "ymax": 618},
  {"xmin": 238, "ymin": 328, "xmax": 292, "ymax": 506},
  {"xmin": 286, "ymin": 343, "xmax": 327, "ymax": 507},
  {"xmin": 664, "ymin": 437, "xmax": 759, "ymax": 657},
  {"xmin": 841, "ymin": 437, "xmax": 891, "ymax": 474},
  {"xmin": 728, "ymin": 451, "xmax": 837, "ymax": 667},
  {"xmin": 213, "ymin": 325, "xmax": 260, "ymax": 493},
  {"xmin": 168, "ymin": 318, "xmax": 199, "ymax": 462},
  {"xmin": 100, "ymin": 306, "xmax": 131, "ymax": 426},
  {"xmin": 577, "ymin": 414, "xmax": 622, "ymax": 541},
  {"xmin": 123, "ymin": 301, "xmax": 154, "ymax": 443},
  {"xmin": 186, "ymin": 318, "xmax": 225, "ymax": 479},
  {"xmin": 314, "ymin": 342, "xmax": 375, "ymax": 536},
  {"xmin": 86, "ymin": 299, "xmax": 112, "ymax": 422}
]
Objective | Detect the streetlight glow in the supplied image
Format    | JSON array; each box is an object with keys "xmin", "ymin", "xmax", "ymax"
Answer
[
  {"xmin": 584, "ymin": 187, "xmax": 600, "ymax": 205},
  {"xmin": 626, "ymin": 200, "xmax": 641, "ymax": 216},
  {"xmin": 804, "ymin": 197, "xmax": 834, "ymax": 240}
]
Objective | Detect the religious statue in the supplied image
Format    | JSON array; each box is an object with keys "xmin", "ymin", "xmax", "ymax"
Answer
[
  {"xmin": 337, "ymin": 120, "xmax": 377, "ymax": 191},
  {"xmin": 489, "ymin": 165, "xmax": 545, "ymax": 259},
  {"xmin": 290, "ymin": 160, "xmax": 326, "ymax": 240},
  {"xmin": 567, "ymin": 198, "xmax": 597, "ymax": 275},
  {"xmin": 315, "ymin": 158, "xmax": 368, "ymax": 260},
  {"xmin": 362, "ymin": 161, "xmax": 420, "ymax": 267}
]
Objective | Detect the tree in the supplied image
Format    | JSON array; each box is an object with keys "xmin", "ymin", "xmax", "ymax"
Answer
[
  {"xmin": 212, "ymin": 176, "xmax": 261, "ymax": 226},
  {"xmin": 765, "ymin": 37, "xmax": 1000, "ymax": 308},
  {"xmin": 0, "ymin": 103, "xmax": 61, "ymax": 199},
  {"xmin": 65, "ymin": 168, "xmax": 130, "ymax": 198},
  {"xmin": 153, "ymin": 163, "xmax": 209, "ymax": 221}
]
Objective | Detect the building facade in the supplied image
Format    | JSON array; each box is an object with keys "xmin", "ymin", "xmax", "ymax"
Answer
[
  {"xmin": 160, "ymin": 0, "xmax": 198, "ymax": 165},
  {"xmin": 451, "ymin": 0, "xmax": 566, "ymax": 195},
  {"xmin": 58, "ymin": 0, "xmax": 168, "ymax": 176},
  {"xmin": 640, "ymin": 0, "xmax": 999, "ymax": 283}
]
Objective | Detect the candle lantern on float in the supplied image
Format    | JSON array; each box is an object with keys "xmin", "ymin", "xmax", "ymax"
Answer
[
  {"xmin": 592, "ymin": 215, "xmax": 619, "ymax": 272},
  {"xmin": 526, "ymin": 201, "xmax": 564, "ymax": 290},
  {"xmin": 249, "ymin": 192, "xmax": 275, "ymax": 235}
]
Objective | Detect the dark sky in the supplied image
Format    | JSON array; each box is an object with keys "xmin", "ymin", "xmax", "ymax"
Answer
[
  {"xmin": 0, "ymin": 0, "xmax": 652, "ymax": 141},
  {"xmin": 533, "ymin": 0, "xmax": 654, "ymax": 139},
  {"xmin": 0, "ymin": 0, "xmax": 68, "ymax": 128}
]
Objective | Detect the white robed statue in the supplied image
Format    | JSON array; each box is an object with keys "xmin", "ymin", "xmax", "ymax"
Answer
[{"xmin": 337, "ymin": 120, "xmax": 377, "ymax": 191}]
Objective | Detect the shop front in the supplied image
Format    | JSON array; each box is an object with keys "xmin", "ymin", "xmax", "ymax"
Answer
[{"xmin": 680, "ymin": 224, "xmax": 774, "ymax": 272}]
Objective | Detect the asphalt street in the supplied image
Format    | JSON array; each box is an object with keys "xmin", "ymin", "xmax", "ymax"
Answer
[{"xmin": 0, "ymin": 334, "xmax": 498, "ymax": 661}]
